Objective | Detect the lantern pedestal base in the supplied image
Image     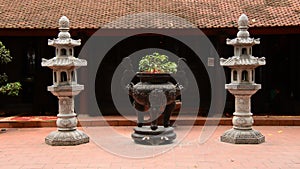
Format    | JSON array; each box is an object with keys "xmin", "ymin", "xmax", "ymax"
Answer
[
  {"xmin": 220, "ymin": 128, "xmax": 265, "ymax": 144},
  {"xmin": 45, "ymin": 130, "xmax": 89, "ymax": 146},
  {"xmin": 132, "ymin": 126, "xmax": 176, "ymax": 145}
]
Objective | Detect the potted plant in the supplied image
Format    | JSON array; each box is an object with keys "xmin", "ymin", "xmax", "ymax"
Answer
[
  {"xmin": 137, "ymin": 52, "xmax": 178, "ymax": 84},
  {"xmin": 128, "ymin": 52, "xmax": 181, "ymax": 145},
  {"xmin": 138, "ymin": 52, "xmax": 177, "ymax": 73}
]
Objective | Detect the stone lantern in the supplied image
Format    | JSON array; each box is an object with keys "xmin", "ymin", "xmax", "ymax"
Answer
[
  {"xmin": 42, "ymin": 16, "xmax": 89, "ymax": 146},
  {"xmin": 220, "ymin": 14, "xmax": 266, "ymax": 144}
]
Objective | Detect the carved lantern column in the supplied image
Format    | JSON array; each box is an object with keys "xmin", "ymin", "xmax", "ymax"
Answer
[
  {"xmin": 220, "ymin": 14, "xmax": 266, "ymax": 144},
  {"xmin": 42, "ymin": 16, "xmax": 89, "ymax": 146}
]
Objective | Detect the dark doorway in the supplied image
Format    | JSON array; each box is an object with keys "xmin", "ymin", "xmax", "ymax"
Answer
[{"xmin": 95, "ymin": 33, "xmax": 211, "ymax": 116}]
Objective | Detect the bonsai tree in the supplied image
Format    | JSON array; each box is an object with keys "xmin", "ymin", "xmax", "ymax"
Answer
[
  {"xmin": 138, "ymin": 52, "xmax": 177, "ymax": 73},
  {"xmin": 0, "ymin": 41, "xmax": 21, "ymax": 96}
]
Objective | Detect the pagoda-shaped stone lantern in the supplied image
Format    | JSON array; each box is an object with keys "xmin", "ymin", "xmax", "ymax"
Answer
[
  {"xmin": 220, "ymin": 14, "xmax": 266, "ymax": 144},
  {"xmin": 42, "ymin": 16, "xmax": 89, "ymax": 146}
]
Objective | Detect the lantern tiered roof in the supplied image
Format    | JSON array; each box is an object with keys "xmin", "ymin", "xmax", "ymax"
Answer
[
  {"xmin": 41, "ymin": 16, "xmax": 87, "ymax": 69},
  {"xmin": 48, "ymin": 16, "xmax": 81, "ymax": 47},
  {"xmin": 220, "ymin": 14, "xmax": 266, "ymax": 68},
  {"xmin": 41, "ymin": 57, "xmax": 87, "ymax": 69},
  {"xmin": 220, "ymin": 55, "xmax": 266, "ymax": 67}
]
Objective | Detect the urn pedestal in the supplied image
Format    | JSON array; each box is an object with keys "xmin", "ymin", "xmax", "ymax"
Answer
[{"xmin": 128, "ymin": 73, "xmax": 181, "ymax": 145}]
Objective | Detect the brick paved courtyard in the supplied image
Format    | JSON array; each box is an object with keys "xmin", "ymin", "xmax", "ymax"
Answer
[{"xmin": 1, "ymin": 126, "xmax": 300, "ymax": 169}]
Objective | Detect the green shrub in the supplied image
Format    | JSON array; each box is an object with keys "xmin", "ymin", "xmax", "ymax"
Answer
[
  {"xmin": 138, "ymin": 52, "xmax": 177, "ymax": 73},
  {"xmin": 0, "ymin": 41, "xmax": 21, "ymax": 96}
]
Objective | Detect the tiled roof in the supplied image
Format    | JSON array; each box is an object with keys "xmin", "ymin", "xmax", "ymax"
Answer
[{"xmin": 0, "ymin": 0, "xmax": 299, "ymax": 29}]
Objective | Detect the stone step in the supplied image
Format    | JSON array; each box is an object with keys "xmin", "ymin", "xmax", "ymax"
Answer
[{"xmin": 0, "ymin": 115, "xmax": 300, "ymax": 128}]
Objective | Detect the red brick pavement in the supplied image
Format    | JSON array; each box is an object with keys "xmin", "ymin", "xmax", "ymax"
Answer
[{"xmin": 0, "ymin": 126, "xmax": 300, "ymax": 169}]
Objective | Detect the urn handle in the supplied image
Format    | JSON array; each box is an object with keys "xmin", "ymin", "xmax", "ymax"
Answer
[
  {"xmin": 127, "ymin": 82, "xmax": 134, "ymax": 96},
  {"xmin": 175, "ymin": 83, "xmax": 183, "ymax": 96},
  {"xmin": 174, "ymin": 57, "xmax": 188, "ymax": 91}
]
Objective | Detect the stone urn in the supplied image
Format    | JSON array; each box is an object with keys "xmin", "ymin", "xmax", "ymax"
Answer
[{"xmin": 128, "ymin": 72, "xmax": 182, "ymax": 145}]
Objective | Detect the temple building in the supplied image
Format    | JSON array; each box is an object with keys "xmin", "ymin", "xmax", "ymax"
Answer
[{"xmin": 0, "ymin": 0, "xmax": 299, "ymax": 116}]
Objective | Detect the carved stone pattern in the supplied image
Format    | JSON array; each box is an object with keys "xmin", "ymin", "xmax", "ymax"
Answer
[
  {"xmin": 220, "ymin": 128, "xmax": 265, "ymax": 144},
  {"xmin": 235, "ymin": 117, "xmax": 246, "ymax": 125},
  {"xmin": 59, "ymin": 16, "xmax": 70, "ymax": 29},
  {"xmin": 236, "ymin": 97, "xmax": 250, "ymax": 112},
  {"xmin": 56, "ymin": 117, "xmax": 77, "ymax": 128},
  {"xmin": 60, "ymin": 119, "xmax": 71, "ymax": 127},
  {"xmin": 233, "ymin": 116, "xmax": 253, "ymax": 128},
  {"xmin": 59, "ymin": 97, "xmax": 73, "ymax": 114},
  {"xmin": 60, "ymin": 21, "xmax": 68, "ymax": 28},
  {"xmin": 45, "ymin": 130, "xmax": 89, "ymax": 146},
  {"xmin": 130, "ymin": 82, "xmax": 179, "ymax": 106}
]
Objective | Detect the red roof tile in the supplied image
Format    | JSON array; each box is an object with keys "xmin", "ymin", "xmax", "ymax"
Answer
[{"xmin": 0, "ymin": 0, "xmax": 299, "ymax": 29}]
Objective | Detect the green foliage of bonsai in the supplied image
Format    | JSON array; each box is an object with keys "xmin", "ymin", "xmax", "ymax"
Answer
[
  {"xmin": 139, "ymin": 52, "xmax": 177, "ymax": 73},
  {"xmin": 0, "ymin": 41, "xmax": 21, "ymax": 96}
]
